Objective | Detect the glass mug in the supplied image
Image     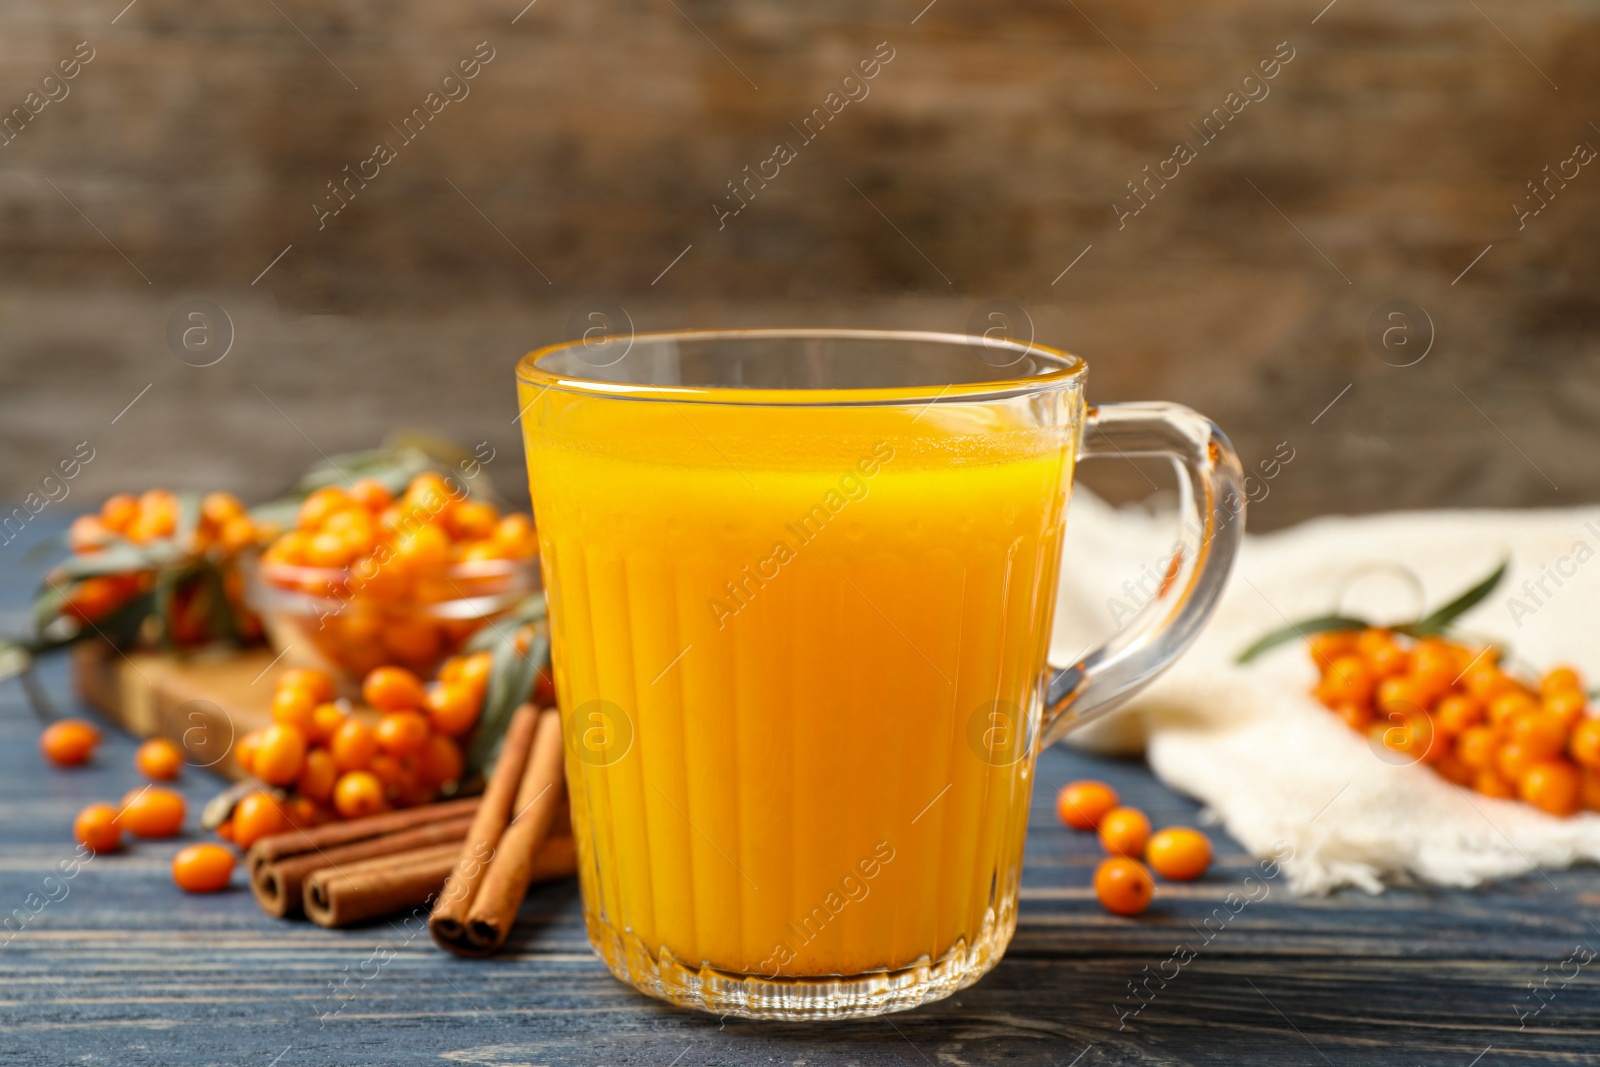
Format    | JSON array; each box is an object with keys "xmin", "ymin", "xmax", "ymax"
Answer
[{"xmin": 516, "ymin": 329, "xmax": 1243, "ymax": 1020}]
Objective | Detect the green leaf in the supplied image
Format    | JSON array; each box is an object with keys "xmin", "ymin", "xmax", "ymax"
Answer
[
  {"xmin": 1398, "ymin": 559, "xmax": 1508, "ymax": 637},
  {"xmin": 465, "ymin": 626, "xmax": 549, "ymax": 780},
  {"xmin": 1235, "ymin": 614, "xmax": 1370, "ymax": 665},
  {"xmin": 47, "ymin": 541, "xmax": 177, "ymax": 580}
]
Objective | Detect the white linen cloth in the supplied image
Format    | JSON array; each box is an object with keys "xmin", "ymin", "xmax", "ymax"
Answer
[{"xmin": 1051, "ymin": 490, "xmax": 1600, "ymax": 894}]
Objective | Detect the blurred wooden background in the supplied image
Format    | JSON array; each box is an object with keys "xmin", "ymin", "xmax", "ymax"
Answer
[{"xmin": 0, "ymin": 0, "xmax": 1596, "ymax": 529}]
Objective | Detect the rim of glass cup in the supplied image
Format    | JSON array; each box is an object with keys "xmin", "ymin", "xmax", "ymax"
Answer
[{"xmin": 516, "ymin": 328, "xmax": 1086, "ymax": 406}]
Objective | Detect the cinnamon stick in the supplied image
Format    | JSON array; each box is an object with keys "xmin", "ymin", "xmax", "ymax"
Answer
[
  {"xmin": 428, "ymin": 705, "xmax": 541, "ymax": 947},
  {"xmin": 459, "ymin": 708, "xmax": 566, "ymax": 953},
  {"xmin": 247, "ymin": 795, "xmax": 481, "ymax": 866},
  {"xmin": 302, "ymin": 834, "xmax": 578, "ymax": 929},
  {"xmin": 250, "ymin": 814, "xmax": 476, "ymax": 918}
]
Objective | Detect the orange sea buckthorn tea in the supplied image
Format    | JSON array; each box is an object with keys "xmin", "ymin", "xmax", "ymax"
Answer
[{"xmin": 518, "ymin": 330, "xmax": 1245, "ymax": 1019}]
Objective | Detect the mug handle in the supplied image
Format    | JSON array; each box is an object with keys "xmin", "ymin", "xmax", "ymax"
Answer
[{"xmin": 1040, "ymin": 401, "xmax": 1247, "ymax": 748}]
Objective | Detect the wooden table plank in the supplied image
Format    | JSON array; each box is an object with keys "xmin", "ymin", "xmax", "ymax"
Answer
[{"xmin": 3, "ymin": 518, "xmax": 1598, "ymax": 1064}]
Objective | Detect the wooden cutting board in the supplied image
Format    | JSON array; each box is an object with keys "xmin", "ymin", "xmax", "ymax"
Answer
[{"xmin": 72, "ymin": 642, "xmax": 285, "ymax": 780}]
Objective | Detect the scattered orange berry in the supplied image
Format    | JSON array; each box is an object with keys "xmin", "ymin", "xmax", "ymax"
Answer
[
  {"xmin": 1094, "ymin": 856, "xmax": 1154, "ymax": 916},
  {"xmin": 1098, "ymin": 807, "xmax": 1152, "ymax": 858},
  {"xmin": 73, "ymin": 803, "xmax": 122, "ymax": 852},
  {"xmin": 1145, "ymin": 827, "xmax": 1211, "ymax": 881},
  {"xmin": 41, "ymin": 719, "xmax": 100, "ymax": 767},
  {"xmin": 118, "ymin": 787, "xmax": 185, "ymax": 838},
  {"xmin": 1055, "ymin": 780, "xmax": 1118, "ymax": 831},
  {"xmin": 172, "ymin": 843, "xmax": 235, "ymax": 893},
  {"xmin": 134, "ymin": 738, "xmax": 183, "ymax": 780}
]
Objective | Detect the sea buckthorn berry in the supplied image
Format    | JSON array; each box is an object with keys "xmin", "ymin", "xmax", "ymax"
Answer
[
  {"xmin": 394, "ymin": 524, "xmax": 451, "ymax": 570},
  {"xmin": 201, "ymin": 491, "xmax": 245, "ymax": 526},
  {"xmin": 1376, "ymin": 676, "xmax": 1429, "ymax": 716},
  {"xmin": 219, "ymin": 516, "xmax": 259, "ymax": 553},
  {"xmin": 74, "ymin": 804, "xmax": 122, "ymax": 852},
  {"xmin": 493, "ymin": 513, "xmax": 538, "ymax": 557},
  {"xmin": 1408, "ymin": 639, "xmax": 1459, "ymax": 699},
  {"xmin": 1434, "ymin": 694, "xmax": 1484, "ymax": 735},
  {"xmin": 297, "ymin": 486, "xmax": 351, "ymax": 529},
  {"xmin": 41, "ymin": 719, "xmax": 101, "ymax": 767},
  {"xmin": 1335, "ymin": 701, "xmax": 1372, "ymax": 730},
  {"xmin": 1473, "ymin": 767, "xmax": 1516, "ymax": 799},
  {"xmin": 1495, "ymin": 740, "xmax": 1538, "ymax": 784},
  {"xmin": 134, "ymin": 738, "xmax": 183, "ymax": 781},
  {"xmin": 367, "ymin": 753, "xmax": 407, "ymax": 794},
  {"xmin": 172, "ymin": 843, "xmax": 235, "ymax": 893},
  {"xmin": 304, "ymin": 530, "xmax": 354, "ymax": 568},
  {"xmin": 1317, "ymin": 655, "xmax": 1375, "ymax": 708},
  {"xmin": 279, "ymin": 668, "xmax": 335, "ymax": 704},
  {"xmin": 375, "ymin": 711, "xmax": 430, "ymax": 758},
  {"xmin": 1508, "ymin": 712, "xmax": 1567, "ymax": 760},
  {"xmin": 457, "ymin": 651, "xmax": 494, "ymax": 695},
  {"xmin": 1519, "ymin": 760, "xmax": 1582, "ymax": 817},
  {"xmin": 1465, "ymin": 663, "xmax": 1516, "ymax": 702},
  {"xmin": 100, "ymin": 492, "xmax": 139, "ymax": 532},
  {"xmin": 1583, "ymin": 769, "xmax": 1600, "ymax": 811},
  {"xmin": 333, "ymin": 770, "xmax": 388, "ymax": 819},
  {"xmin": 1098, "ymin": 807, "xmax": 1152, "ymax": 857},
  {"xmin": 330, "ymin": 719, "xmax": 379, "ymax": 772},
  {"xmin": 297, "ymin": 747, "xmax": 337, "ymax": 804},
  {"xmin": 233, "ymin": 728, "xmax": 265, "ymax": 776},
  {"xmin": 1488, "ymin": 690, "xmax": 1539, "ymax": 726},
  {"xmin": 1456, "ymin": 725, "xmax": 1501, "ymax": 770},
  {"xmin": 253, "ymin": 724, "xmax": 308, "ymax": 787},
  {"xmin": 232, "ymin": 792, "xmax": 289, "ymax": 849},
  {"xmin": 417, "ymin": 734, "xmax": 464, "ymax": 788},
  {"xmin": 1055, "ymin": 780, "xmax": 1118, "ymax": 831},
  {"xmin": 449, "ymin": 500, "xmax": 499, "ymax": 541},
  {"xmin": 1540, "ymin": 666, "xmax": 1582, "ymax": 697},
  {"xmin": 310, "ymin": 702, "xmax": 347, "ymax": 744},
  {"xmin": 364, "ymin": 666, "xmax": 428, "ymax": 712},
  {"xmin": 348, "ymin": 477, "xmax": 394, "ymax": 510},
  {"xmin": 1307, "ymin": 630, "xmax": 1358, "ymax": 670},
  {"xmin": 1145, "ymin": 828, "xmax": 1211, "ymax": 881},
  {"xmin": 118, "ymin": 787, "xmax": 185, "ymax": 838},
  {"xmin": 1543, "ymin": 688, "xmax": 1586, "ymax": 728},
  {"xmin": 270, "ymin": 685, "xmax": 318, "ymax": 734},
  {"xmin": 69, "ymin": 513, "xmax": 112, "ymax": 551},
  {"xmin": 1356, "ymin": 629, "xmax": 1409, "ymax": 678},
  {"xmin": 1570, "ymin": 718, "xmax": 1600, "ymax": 770},
  {"xmin": 1094, "ymin": 856, "xmax": 1154, "ymax": 916},
  {"xmin": 1434, "ymin": 753, "xmax": 1474, "ymax": 786},
  {"xmin": 425, "ymin": 682, "xmax": 482, "ymax": 737}
]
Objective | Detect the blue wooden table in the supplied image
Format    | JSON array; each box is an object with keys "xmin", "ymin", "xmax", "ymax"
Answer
[{"xmin": 4, "ymin": 518, "xmax": 1597, "ymax": 1066}]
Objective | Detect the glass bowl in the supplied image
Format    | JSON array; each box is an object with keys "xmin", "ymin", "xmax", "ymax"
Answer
[{"xmin": 245, "ymin": 553, "xmax": 539, "ymax": 686}]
